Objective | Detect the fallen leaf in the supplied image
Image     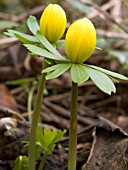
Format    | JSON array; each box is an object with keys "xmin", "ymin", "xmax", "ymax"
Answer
[{"xmin": 83, "ymin": 116, "xmax": 128, "ymax": 170}]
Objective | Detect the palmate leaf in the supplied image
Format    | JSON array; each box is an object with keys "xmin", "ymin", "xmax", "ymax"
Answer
[
  {"xmin": 42, "ymin": 129, "xmax": 57, "ymax": 151},
  {"xmin": 27, "ymin": 15, "xmax": 40, "ymax": 35},
  {"xmin": 85, "ymin": 64, "xmax": 128, "ymax": 80},
  {"xmin": 24, "ymin": 44, "xmax": 66, "ymax": 61},
  {"xmin": 36, "ymin": 124, "xmax": 66, "ymax": 152},
  {"xmin": 36, "ymin": 124, "xmax": 50, "ymax": 151},
  {"xmin": 43, "ymin": 61, "xmax": 127, "ymax": 94},
  {"xmin": 4, "ymin": 29, "xmax": 39, "ymax": 44},
  {"xmin": 71, "ymin": 64, "xmax": 89, "ymax": 83},
  {"xmin": 51, "ymin": 129, "xmax": 66, "ymax": 144},
  {"xmin": 85, "ymin": 65, "xmax": 116, "ymax": 95},
  {"xmin": 45, "ymin": 63, "xmax": 71, "ymax": 80},
  {"xmin": 41, "ymin": 129, "xmax": 66, "ymax": 149}
]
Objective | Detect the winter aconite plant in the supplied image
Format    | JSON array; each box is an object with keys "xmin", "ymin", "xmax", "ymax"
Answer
[
  {"xmin": 5, "ymin": 4, "xmax": 67, "ymax": 170},
  {"xmin": 5, "ymin": 3, "xmax": 128, "ymax": 170}
]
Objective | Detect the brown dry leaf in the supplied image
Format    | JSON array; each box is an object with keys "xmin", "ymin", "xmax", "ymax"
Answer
[
  {"xmin": 0, "ymin": 83, "xmax": 25, "ymax": 121},
  {"xmin": 83, "ymin": 116, "xmax": 128, "ymax": 170},
  {"xmin": 0, "ymin": 84, "xmax": 17, "ymax": 111},
  {"xmin": 0, "ymin": 117, "xmax": 29, "ymax": 160}
]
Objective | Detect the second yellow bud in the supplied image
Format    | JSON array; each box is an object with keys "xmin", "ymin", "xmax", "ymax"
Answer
[{"xmin": 66, "ymin": 18, "xmax": 96, "ymax": 63}]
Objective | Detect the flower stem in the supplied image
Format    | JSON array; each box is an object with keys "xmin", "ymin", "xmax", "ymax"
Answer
[
  {"xmin": 38, "ymin": 151, "xmax": 49, "ymax": 170},
  {"xmin": 28, "ymin": 60, "xmax": 49, "ymax": 170},
  {"xmin": 68, "ymin": 81, "xmax": 78, "ymax": 170},
  {"xmin": 27, "ymin": 82, "xmax": 36, "ymax": 122}
]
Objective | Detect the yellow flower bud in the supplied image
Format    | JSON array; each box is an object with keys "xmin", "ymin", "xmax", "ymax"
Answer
[
  {"xmin": 40, "ymin": 4, "xmax": 67, "ymax": 43},
  {"xmin": 66, "ymin": 17, "xmax": 96, "ymax": 63}
]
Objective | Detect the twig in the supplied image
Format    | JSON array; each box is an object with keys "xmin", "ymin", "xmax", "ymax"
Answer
[
  {"xmin": 14, "ymin": 5, "xmax": 46, "ymax": 22},
  {"xmin": 0, "ymin": 107, "xmax": 26, "ymax": 121},
  {"xmin": 0, "ymin": 37, "xmax": 18, "ymax": 50},
  {"xmin": 110, "ymin": 0, "xmax": 122, "ymax": 23},
  {"xmin": 87, "ymin": 0, "xmax": 116, "ymax": 19},
  {"xmin": 96, "ymin": 29, "xmax": 128, "ymax": 40},
  {"xmin": 0, "ymin": 12, "xmax": 17, "ymax": 21},
  {"xmin": 79, "ymin": 0, "xmax": 128, "ymax": 33},
  {"xmin": 0, "ymin": 5, "xmax": 46, "ymax": 22}
]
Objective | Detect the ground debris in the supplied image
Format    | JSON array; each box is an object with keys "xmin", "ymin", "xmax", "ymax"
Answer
[{"xmin": 84, "ymin": 116, "xmax": 128, "ymax": 170}]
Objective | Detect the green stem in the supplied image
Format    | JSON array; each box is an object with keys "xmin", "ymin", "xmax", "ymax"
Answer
[
  {"xmin": 68, "ymin": 81, "xmax": 78, "ymax": 170},
  {"xmin": 38, "ymin": 151, "xmax": 49, "ymax": 170},
  {"xmin": 27, "ymin": 83, "xmax": 36, "ymax": 122},
  {"xmin": 28, "ymin": 60, "xmax": 49, "ymax": 170}
]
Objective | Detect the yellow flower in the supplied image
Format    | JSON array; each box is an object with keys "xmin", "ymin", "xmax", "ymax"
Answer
[
  {"xmin": 65, "ymin": 17, "xmax": 96, "ymax": 63},
  {"xmin": 40, "ymin": 4, "xmax": 67, "ymax": 43}
]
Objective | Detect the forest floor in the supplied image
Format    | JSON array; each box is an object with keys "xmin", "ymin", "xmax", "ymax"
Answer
[{"xmin": 0, "ymin": 0, "xmax": 128, "ymax": 169}]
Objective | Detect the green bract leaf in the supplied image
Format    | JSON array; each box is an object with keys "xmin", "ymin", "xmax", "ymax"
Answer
[
  {"xmin": 95, "ymin": 47, "xmax": 102, "ymax": 50},
  {"xmin": 85, "ymin": 66, "xmax": 116, "ymax": 95},
  {"xmin": 71, "ymin": 64, "xmax": 89, "ymax": 83},
  {"xmin": 36, "ymin": 31, "xmax": 65, "ymax": 59},
  {"xmin": 45, "ymin": 63, "xmax": 71, "ymax": 80},
  {"xmin": 42, "ymin": 64, "xmax": 63, "ymax": 73},
  {"xmin": 14, "ymin": 33, "xmax": 39, "ymax": 44},
  {"xmin": 85, "ymin": 64, "xmax": 128, "ymax": 80},
  {"xmin": 24, "ymin": 44, "xmax": 66, "ymax": 61},
  {"xmin": 4, "ymin": 31, "xmax": 14, "ymax": 37},
  {"xmin": 27, "ymin": 15, "xmax": 40, "ymax": 35},
  {"xmin": 4, "ymin": 29, "xmax": 23, "ymax": 37},
  {"xmin": 44, "ymin": 58, "xmax": 53, "ymax": 65},
  {"xmin": 55, "ymin": 40, "xmax": 65, "ymax": 47},
  {"xmin": 5, "ymin": 29, "xmax": 39, "ymax": 44}
]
